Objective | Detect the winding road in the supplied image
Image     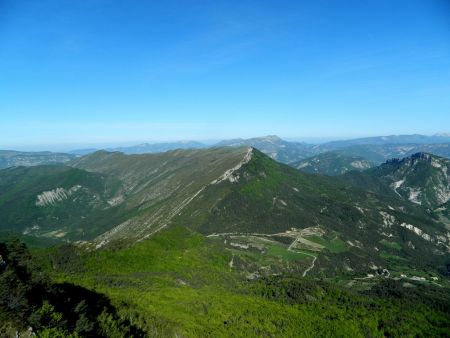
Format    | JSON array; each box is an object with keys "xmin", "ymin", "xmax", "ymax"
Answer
[
  {"xmin": 288, "ymin": 237, "xmax": 317, "ymax": 277},
  {"xmin": 209, "ymin": 232, "xmax": 318, "ymax": 277}
]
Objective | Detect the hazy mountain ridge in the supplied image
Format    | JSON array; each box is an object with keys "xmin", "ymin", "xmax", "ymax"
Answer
[
  {"xmin": 2, "ymin": 133, "xmax": 450, "ymax": 170},
  {"xmin": 215, "ymin": 135, "xmax": 315, "ymax": 163},
  {"xmin": 292, "ymin": 151, "xmax": 375, "ymax": 175},
  {"xmin": 107, "ymin": 140, "xmax": 207, "ymax": 154},
  {"xmin": 319, "ymin": 134, "xmax": 450, "ymax": 147},
  {"xmin": 314, "ymin": 143, "xmax": 450, "ymax": 164},
  {"xmin": 214, "ymin": 134, "xmax": 450, "ymax": 165},
  {"xmin": 68, "ymin": 141, "xmax": 207, "ymax": 156},
  {"xmin": 0, "ymin": 150, "xmax": 75, "ymax": 169}
]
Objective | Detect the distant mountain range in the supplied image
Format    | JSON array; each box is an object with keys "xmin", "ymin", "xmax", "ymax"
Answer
[
  {"xmin": 214, "ymin": 134, "xmax": 450, "ymax": 165},
  {"xmin": 1, "ymin": 147, "xmax": 449, "ymax": 278},
  {"xmin": 2, "ymin": 134, "xmax": 450, "ymax": 173},
  {"xmin": 292, "ymin": 152, "xmax": 375, "ymax": 175},
  {"xmin": 319, "ymin": 133, "xmax": 450, "ymax": 147},
  {"xmin": 312, "ymin": 143, "xmax": 450, "ymax": 164},
  {"xmin": 214, "ymin": 135, "xmax": 315, "ymax": 163},
  {"xmin": 69, "ymin": 141, "xmax": 206, "ymax": 156},
  {"xmin": 107, "ymin": 140, "xmax": 206, "ymax": 154},
  {"xmin": 0, "ymin": 150, "xmax": 75, "ymax": 169}
]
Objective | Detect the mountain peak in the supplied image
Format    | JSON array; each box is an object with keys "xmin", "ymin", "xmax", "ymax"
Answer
[
  {"xmin": 373, "ymin": 152, "xmax": 450, "ymax": 208},
  {"xmin": 410, "ymin": 152, "xmax": 435, "ymax": 160},
  {"xmin": 258, "ymin": 135, "xmax": 282, "ymax": 142},
  {"xmin": 386, "ymin": 152, "xmax": 443, "ymax": 165},
  {"xmin": 433, "ymin": 132, "xmax": 450, "ymax": 137},
  {"xmin": 264, "ymin": 134, "xmax": 281, "ymax": 139}
]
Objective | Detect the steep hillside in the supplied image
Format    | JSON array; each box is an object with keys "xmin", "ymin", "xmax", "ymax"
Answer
[
  {"xmin": 70, "ymin": 147, "xmax": 253, "ymax": 244},
  {"xmin": 170, "ymin": 149, "xmax": 449, "ymax": 275},
  {"xmin": 340, "ymin": 153, "xmax": 450, "ymax": 267},
  {"xmin": 69, "ymin": 148, "xmax": 450, "ymax": 276},
  {"xmin": 2, "ymin": 148, "xmax": 449, "ymax": 276},
  {"xmin": 0, "ymin": 150, "xmax": 75, "ymax": 169},
  {"xmin": 291, "ymin": 151, "xmax": 374, "ymax": 175},
  {"xmin": 342, "ymin": 153, "xmax": 450, "ymax": 210},
  {"xmin": 0, "ymin": 165, "xmax": 124, "ymax": 243}
]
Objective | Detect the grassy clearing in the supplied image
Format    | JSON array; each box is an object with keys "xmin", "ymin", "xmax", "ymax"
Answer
[
  {"xmin": 305, "ymin": 235, "xmax": 347, "ymax": 253},
  {"xmin": 380, "ymin": 251, "xmax": 406, "ymax": 261},
  {"xmin": 228, "ymin": 243, "xmax": 310, "ymax": 263},
  {"xmin": 267, "ymin": 244, "xmax": 310, "ymax": 260},
  {"xmin": 220, "ymin": 235, "xmax": 311, "ymax": 262},
  {"xmin": 380, "ymin": 239, "xmax": 402, "ymax": 251}
]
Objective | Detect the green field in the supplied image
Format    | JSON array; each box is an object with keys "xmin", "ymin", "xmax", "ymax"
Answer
[
  {"xmin": 305, "ymin": 235, "xmax": 347, "ymax": 253},
  {"xmin": 380, "ymin": 239, "xmax": 402, "ymax": 251}
]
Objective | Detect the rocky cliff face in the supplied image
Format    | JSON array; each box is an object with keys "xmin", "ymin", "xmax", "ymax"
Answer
[{"xmin": 380, "ymin": 153, "xmax": 450, "ymax": 209}]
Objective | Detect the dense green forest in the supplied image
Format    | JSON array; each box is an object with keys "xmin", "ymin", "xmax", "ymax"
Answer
[
  {"xmin": 0, "ymin": 238, "xmax": 144, "ymax": 337},
  {"xmin": 1, "ymin": 230, "xmax": 449, "ymax": 337}
]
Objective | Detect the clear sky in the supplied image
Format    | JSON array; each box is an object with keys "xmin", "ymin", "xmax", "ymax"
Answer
[{"xmin": 0, "ymin": 0, "xmax": 449, "ymax": 150}]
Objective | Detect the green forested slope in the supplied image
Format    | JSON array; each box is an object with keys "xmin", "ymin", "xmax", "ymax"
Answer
[
  {"xmin": 172, "ymin": 149, "xmax": 450, "ymax": 275},
  {"xmin": 341, "ymin": 153, "xmax": 450, "ymax": 210},
  {"xmin": 1, "ymin": 148, "xmax": 449, "ymax": 276},
  {"xmin": 0, "ymin": 165, "xmax": 124, "ymax": 242},
  {"xmin": 29, "ymin": 227, "xmax": 450, "ymax": 337}
]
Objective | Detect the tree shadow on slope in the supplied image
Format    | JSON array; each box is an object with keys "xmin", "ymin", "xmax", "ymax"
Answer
[{"xmin": 0, "ymin": 237, "xmax": 146, "ymax": 337}]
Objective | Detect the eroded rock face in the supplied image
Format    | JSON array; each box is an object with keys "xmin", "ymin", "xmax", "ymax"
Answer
[
  {"xmin": 36, "ymin": 185, "xmax": 82, "ymax": 207},
  {"xmin": 211, "ymin": 148, "xmax": 253, "ymax": 184},
  {"xmin": 382, "ymin": 153, "xmax": 450, "ymax": 208}
]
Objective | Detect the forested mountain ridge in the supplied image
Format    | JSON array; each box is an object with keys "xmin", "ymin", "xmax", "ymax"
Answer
[
  {"xmin": 2, "ymin": 134, "xmax": 450, "ymax": 171},
  {"xmin": 0, "ymin": 147, "xmax": 448, "ymax": 277},
  {"xmin": 68, "ymin": 148, "xmax": 450, "ymax": 277},
  {"xmin": 1, "ymin": 147, "xmax": 450, "ymax": 337},
  {"xmin": 341, "ymin": 152, "xmax": 450, "ymax": 210}
]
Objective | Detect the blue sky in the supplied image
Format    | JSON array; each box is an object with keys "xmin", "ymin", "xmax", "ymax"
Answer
[{"xmin": 0, "ymin": 0, "xmax": 449, "ymax": 150}]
